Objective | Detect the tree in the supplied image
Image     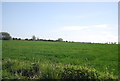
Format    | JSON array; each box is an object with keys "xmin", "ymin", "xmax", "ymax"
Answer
[
  {"xmin": 12, "ymin": 38, "xmax": 17, "ymax": 40},
  {"xmin": 37, "ymin": 37, "xmax": 39, "ymax": 41},
  {"xmin": 0, "ymin": 33, "xmax": 2, "ymax": 40},
  {"xmin": 18, "ymin": 38, "xmax": 21, "ymax": 40},
  {"xmin": 57, "ymin": 38, "xmax": 63, "ymax": 42},
  {"xmin": 25, "ymin": 38, "xmax": 28, "ymax": 40},
  {"xmin": 0, "ymin": 32, "xmax": 11, "ymax": 40},
  {"xmin": 32, "ymin": 35, "xmax": 36, "ymax": 41}
]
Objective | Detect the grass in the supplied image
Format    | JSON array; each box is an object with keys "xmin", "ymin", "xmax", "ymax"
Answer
[{"xmin": 2, "ymin": 40, "xmax": 119, "ymax": 80}]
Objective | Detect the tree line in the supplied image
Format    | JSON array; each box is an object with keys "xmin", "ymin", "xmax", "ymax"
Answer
[
  {"xmin": 0, "ymin": 32, "xmax": 64, "ymax": 42},
  {"xmin": 0, "ymin": 32, "xmax": 117, "ymax": 44}
]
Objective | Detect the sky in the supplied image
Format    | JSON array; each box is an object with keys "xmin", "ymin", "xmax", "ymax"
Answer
[{"xmin": 2, "ymin": 2, "xmax": 118, "ymax": 43}]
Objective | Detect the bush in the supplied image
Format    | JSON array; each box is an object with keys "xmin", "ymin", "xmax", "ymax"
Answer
[
  {"xmin": 2, "ymin": 59, "xmax": 118, "ymax": 80},
  {"xmin": 2, "ymin": 59, "xmax": 41, "ymax": 79},
  {"xmin": 61, "ymin": 65, "xmax": 116, "ymax": 80}
]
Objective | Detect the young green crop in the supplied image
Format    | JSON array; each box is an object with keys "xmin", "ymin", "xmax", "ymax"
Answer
[{"xmin": 2, "ymin": 40, "xmax": 118, "ymax": 79}]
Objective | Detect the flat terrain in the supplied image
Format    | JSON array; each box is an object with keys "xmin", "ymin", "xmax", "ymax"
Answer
[{"xmin": 2, "ymin": 40, "xmax": 118, "ymax": 79}]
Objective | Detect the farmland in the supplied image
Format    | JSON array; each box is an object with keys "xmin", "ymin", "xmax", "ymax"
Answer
[{"xmin": 2, "ymin": 40, "xmax": 118, "ymax": 80}]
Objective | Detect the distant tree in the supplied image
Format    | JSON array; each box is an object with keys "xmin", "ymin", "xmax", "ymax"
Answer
[
  {"xmin": 12, "ymin": 38, "xmax": 18, "ymax": 40},
  {"xmin": 65, "ymin": 41, "xmax": 68, "ymax": 42},
  {"xmin": 105, "ymin": 42, "xmax": 108, "ymax": 44},
  {"xmin": 12, "ymin": 38, "xmax": 15, "ymax": 40},
  {"xmin": 18, "ymin": 38, "xmax": 21, "ymax": 40},
  {"xmin": 0, "ymin": 33, "xmax": 2, "ymax": 40},
  {"xmin": 29, "ymin": 39, "xmax": 33, "ymax": 41},
  {"xmin": 48, "ymin": 39, "xmax": 54, "ymax": 42},
  {"xmin": 32, "ymin": 35, "xmax": 36, "ymax": 41},
  {"xmin": 37, "ymin": 38, "xmax": 39, "ymax": 41},
  {"xmin": 25, "ymin": 38, "xmax": 28, "ymax": 40},
  {"xmin": 57, "ymin": 38, "xmax": 63, "ymax": 42},
  {"xmin": 0, "ymin": 32, "xmax": 11, "ymax": 40},
  {"xmin": 114, "ymin": 42, "xmax": 116, "ymax": 44},
  {"xmin": 40, "ymin": 39, "xmax": 44, "ymax": 41},
  {"xmin": 111, "ymin": 42, "xmax": 114, "ymax": 44},
  {"xmin": 42, "ymin": 39, "xmax": 47, "ymax": 41}
]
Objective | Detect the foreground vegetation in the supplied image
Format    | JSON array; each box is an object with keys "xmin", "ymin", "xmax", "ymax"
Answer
[
  {"xmin": 2, "ymin": 59, "xmax": 117, "ymax": 80},
  {"xmin": 2, "ymin": 40, "xmax": 118, "ymax": 80}
]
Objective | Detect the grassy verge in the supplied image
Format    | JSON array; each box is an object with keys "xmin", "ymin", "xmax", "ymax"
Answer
[{"xmin": 2, "ymin": 59, "xmax": 118, "ymax": 80}]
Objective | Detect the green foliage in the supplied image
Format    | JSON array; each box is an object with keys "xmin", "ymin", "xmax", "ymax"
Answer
[
  {"xmin": 2, "ymin": 40, "xmax": 118, "ymax": 80},
  {"xmin": 62, "ymin": 65, "xmax": 99, "ymax": 79},
  {"xmin": 2, "ymin": 59, "xmax": 118, "ymax": 80},
  {"xmin": 61, "ymin": 65, "xmax": 117, "ymax": 80},
  {"xmin": 2, "ymin": 59, "xmax": 41, "ymax": 79},
  {"xmin": 32, "ymin": 35, "xmax": 36, "ymax": 40},
  {"xmin": 0, "ymin": 32, "xmax": 11, "ymax": 40},
  {"xmin": 57, "ymin": 38, "xmax": 63, "ymax": 42}
]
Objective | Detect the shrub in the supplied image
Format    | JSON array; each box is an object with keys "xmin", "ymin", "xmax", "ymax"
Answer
[
  {"xmin": 61, "ymin": 65, "xmax": 116, "ymax": 80},
  {"xmin": 2, "ymin": 59, "xmax": 118, "ymax": 80}
]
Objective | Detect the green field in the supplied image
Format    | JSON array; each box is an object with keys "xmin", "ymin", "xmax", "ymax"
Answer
[{"xmin": 2, "ymin": 40, "xmax": 118, "ymax": 80}]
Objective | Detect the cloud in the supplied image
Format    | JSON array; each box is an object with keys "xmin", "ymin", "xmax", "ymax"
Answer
[
  {"xmin": 93, "ymin": 24, "xmax": 108, "ymax": 28},
  {"xmin": 61, "ymin": 24, "xmax": 108, "ymax": 31},
  {"xmin": 62, "ymin": 26, "xmax": 88, "ymax": 31}
]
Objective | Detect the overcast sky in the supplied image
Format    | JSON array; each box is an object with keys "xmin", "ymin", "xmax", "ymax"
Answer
[{"xmin": 2, "ymin": 2, "xmax": 118, "ymax": 43}]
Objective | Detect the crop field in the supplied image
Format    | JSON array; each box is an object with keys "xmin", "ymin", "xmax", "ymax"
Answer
[{"xmin": 2, "ymin": 40, "xmax": 118, "ymax": 80}]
